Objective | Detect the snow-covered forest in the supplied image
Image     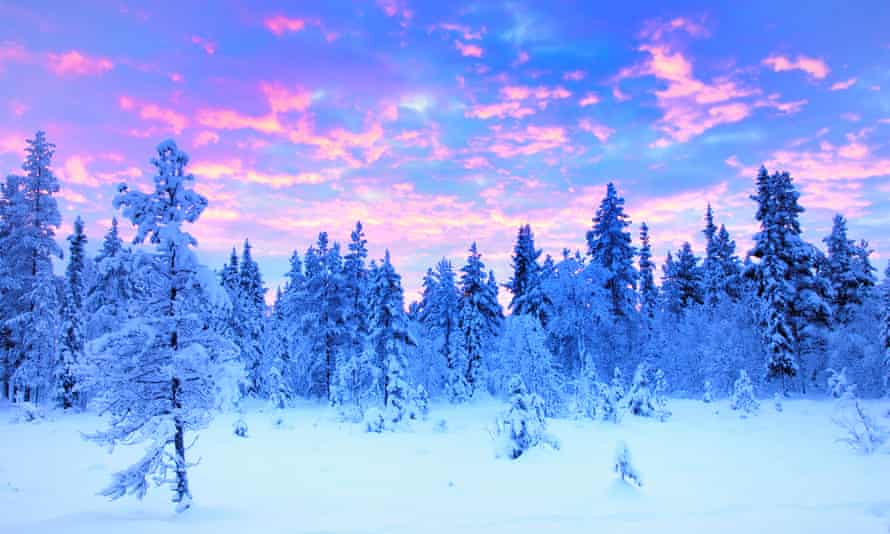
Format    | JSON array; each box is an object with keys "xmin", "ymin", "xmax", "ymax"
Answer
[{"xmin": 2, "ymin": 131, "xmax": 889, "ymax": 531}]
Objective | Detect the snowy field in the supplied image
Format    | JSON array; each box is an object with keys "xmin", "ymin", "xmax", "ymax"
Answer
[{"xmin": 2, "ymin": 398, "xmax": 890, "ymax": 534}]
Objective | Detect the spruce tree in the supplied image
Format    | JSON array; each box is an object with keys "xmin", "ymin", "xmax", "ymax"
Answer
[
  {"xmin": 638, "ymin": 223, "xmax": 657, "ymax": 318},
  {"xmin": 506, "ymin": 224, "xmax": 548, "ymax": 325},
  {"xmin": 57, "ymin": 216, "xmax": 87, "ymax": 408},
  {"xmin": 458, "ymin": 243, "xmax": 502, "ymax": 398},
  {"xmin": 661, "ymin": 242, "xmax": 703, "ymax": 313},
  {"xmin": 88, "ymin": 139, "xmax": 239, "ymax": 512},
  {"xmin": 586, "ymin": 183, "xmax": 637, "ymax": 317},
  {"xmin": 238, "ymin": 239, "xmax": 266, "ymax": 394},
  {"xmin": 85, "ymin": 217, "xmax": 134, "ymax": 340}
]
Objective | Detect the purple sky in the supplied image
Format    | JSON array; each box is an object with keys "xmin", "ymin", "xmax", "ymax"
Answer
[{"xmin": 2, "ymin": 1, "xmax": 889, "ymax": 304}]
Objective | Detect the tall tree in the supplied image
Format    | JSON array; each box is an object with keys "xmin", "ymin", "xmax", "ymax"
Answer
[
  {"xmin": 88, "ymin": 139, "xmax": 239, "ymax": 512},
  {"xmin": 823, "ymin": 215, "xmax": 876, "ymax": 324},
  {"xmin": 238, "ymin": 239, "xmax": 266, "ymax": 394},
  {"xmin": 57, "ymin": 216, "xmax": 87, "ymax": 408},
  {"xmin": 506, "ymin": 224, "xmax": 548, "ymax": 325},
  {"xmin": 2, "ymin": 131, "xmax": 63, "ymax": 402},
  {"xmin": 85, "ymin": 218, "xmax": 134, "ymax": 340},
  {"xmin": 638, "ymin": 223, "xmax": 657, "ymax": 318},
  {"xmin": 586, "ymin": 182, "xmax": 637, "ymax": 317},
  {"xmin": 661, "ymin": 242, "xmax": 703, "ymax": 314},
  {"xmin": 458, "ymin": 243, "xmax": 502, "ymax": 398}
]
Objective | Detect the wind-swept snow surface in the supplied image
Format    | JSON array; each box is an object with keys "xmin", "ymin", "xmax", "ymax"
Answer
[{"xmin": 2, "ymin": 398, "xmax": 889, "ymax": 534}]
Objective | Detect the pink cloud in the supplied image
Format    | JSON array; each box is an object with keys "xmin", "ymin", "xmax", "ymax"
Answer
[
  {"xmin": 169, "ymin": 72, "xmax": 184, "ymax": 83},
  {"xmin": 830, "ymin": 78, "xmax": 857, "ymax": 91},
  {"xmin": 464, "ymin": 101, "xmax": 534, "ymax": 120},
  {"xmin": 0, "ymin": 42, "xmax": 29, "ymax": 69},
  {"xmin": 454, "ymin": 40, "xmax": 483, "ymax": 57},
  {"xmin": 434, "ymin": 23, "xmax": 484, "ymax": 40},
  {"xmin": 190, "ymin": 36, "xmax": 217, "ymax": 55},
  {"xmin": 639, "ymin": 16, "xmax": 710, "ymax": 40},
  {"xmin": 47, "ymin": 50, "xmax": 113, "ymax": 76},
  {"xmin": 563, "ymin": 70, "xmax": 585, "ymax": 81},
  {"xmin": 193, "ymin": 131, "xmax": 220, "ymax": 147},
  {"xmin": 118, "ymin": 96, "xmax": 188, "ymax": 134},
  {"xmin": 514, "ymin": 51, "xmax": 530, "ymax": 66},
  {"xmin": 196, "ymin": 108, "xmax": 281, "ymax": 134},
  {"xmin": 486, "ymin": 125, "xmax": 569, "ymax": 158},
  {"xmin": 265, "ymin": 15, "xmax": 307, "ymax": 36},
  {"xmin": 260, "ymin": 82, "xmax": 312, "ymax": 113},
  {"xmin": 579, "ymin": 118, "xmax": 614, "ymax": 142},
  {"xmin": 463, "ymin": 156, "xmax": 492, "ymax": 169},
  {"xmin": 762, "ymin": 54, "xmax": 830, "ymax": 79},
  {"xmin": 756, "ymin": 94, "xmax": 807, "ymax": 114},
  {"xmin": 377, "ymin": 0, "xmax": 413, "ymax": 27},
  {"xmin": 579, "ymin": 92, "xmax": 600, "ymax": 107}
]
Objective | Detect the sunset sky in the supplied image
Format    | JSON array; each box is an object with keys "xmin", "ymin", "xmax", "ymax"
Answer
[{"xmin": 2, "ymin": 1, "xmax": 889, "ymax": 303}]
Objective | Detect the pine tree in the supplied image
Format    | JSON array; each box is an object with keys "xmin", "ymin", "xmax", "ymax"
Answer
[
  {"xmin": 238, "ymin": 239, "xmax": 266, "ymax": 394},
  {"xmin": 586, "ymin": 183, "xmax": 637, "ymax": 317},
  {"xmin": 420, "ymin": 259, "xmax": 463, "ymax": 401},
  {"xmin": 57, "ymin": 216, "xmax": 87, "ymax": 408},
  {"xmin": 881, "ymin": 261, "xmax": 890, "ymax": 395},
  {"xmin": 85, "ymin": 218, "xmax": 134, "ymax": 340},
  {"xmin": 2, "ymin": 131, "xmax": 63, "ymax": 403},
  {"xmin": 87, "ymin": 139, "xmax": 239, "ymax": 512},
  {"xmin": 458, "ymin": 243, "xmax": 502, "ymax": 398},
  {"xmin": 506, "ymin": 224, "xmax": 548, "ymax": 325},
  {"xmin": 702, "ymin": 205, "xmax": 741, "ymax": 304},
  {"xmin": 367, "ymin": 250, "xmax": 415, "ymax": 422},
  {"xmin": 638, "ymin": 223, "xmax": 657, "ymax": 318},
  {"xmin": 661, "ymin": 242, "xmax": 703, "ymax": 313}
]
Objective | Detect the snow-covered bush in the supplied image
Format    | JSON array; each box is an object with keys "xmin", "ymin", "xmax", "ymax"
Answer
[
  {"xmin": 833, "ymin": 393, "xmax": 887, "ymax": 455},
  {"xmin": 730, "ymin": 369, "xmax": 759, "ymax": 417},
  {"xmin": 497, "ymin": 315, "xmax": 564, "ymax": 416},
  {"xmin": 624, "ymin": 364, "xmax": 671, "ymax": 421},
  {"xmin": 363, "ymin": 407, "xmax": 386, "ymax": 433},
  {"xmin": 433, "ymin": 418, "xmax": 448, "ymax": 433},
  {"xmin": 614, "ymin": 440, "xmax": 642, "ymax": 487},
  {"xmin": 702, "ymin": 379, "xmax": 714, "ymax": 403},
  {"xmin": 773, "ymin": 392, "xmax": 783, "ymax": 413},
  {"xmin": 233, "ymin": 417, "xmax": 248, "ymax": 438},
  {"xmin": 10, "ymin": 402, "xmax": 45, "ymax": 424},
  {"xmin": 494, "ymin": 376, "xmax": 558, "ymax": 459},
  {"xmin": 826, "ymin": 368, "xmax": 853, "ymax": 399},
  {"xmin": 408, "ymin": 384, "xmax": 429, "ymax": 421}
]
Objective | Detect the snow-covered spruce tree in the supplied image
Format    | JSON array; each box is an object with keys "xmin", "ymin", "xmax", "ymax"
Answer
[
  {"xmin": 418, "ymin": 258, "xmax": 463, "ymax": 401},
  {"xmin": 730, "ymin": 369, "xmax": 759, "ymax": 417},
  {"xmin": 85, "ymin": 218, "xmax": 135, "ymax": 341},
  {"xmin": 614, "ymin": 440, "xmax": 642, "ymax": 487},
  {"xmin": 86, "ymin": 140, "xmax": 240, "ymax": 513},
  {"xmin": 638, "ymin": 223, "xmax": 658, "ymax": 319},
  {"xmin": 499, "ymin": 314, "xmax": 562, "ymax": 416},
  {"xmin": 702, "ymin": 379, "xmax": 714, "ymax": 403},
  {"xmin": 458, "ymin": 243, "xmax": 502, "ymax": 398},
  {"xmin": 586, "ymin": 182, "xmax": 637, "ymax": 318},
  {"xmin": 506, "ymin": 224, "xmax": 549, "ymax": 326},
  {"xmin": 340, "ymin": 222, "xmax": 371, "ymax": 387},
  {"xmin": 56, "ymin": 216, "xmax": 87, "ymax": 408},
  {"xmin": 624, "ymin": 363, "xmax": 670, "ymax": 420},
  {"xmin": 2, "ymin": 131, "xmax": 63, "ymax": 403},
  {"xmin": 881, "ymin": 261, "xmax": 890, "ymax": 395},
  {"xmin": 367, "ymin": 250, "xmax": 415, "ymax": 425},
  {"xmin": 701, "ymin": 205, "xmax": 742, "ymax": 304},
  {"xmin": 494, "ymin": 375, "xmax": 557, "ymax": 459},
  {"xmin": 237, "ymin": 239, "xmax": 267, "ymax": 395},
  {"xmin": 660, "ymin": 242, "xmax": 703, "ymax": 314},
  {"xmin": 332, "ymin": 344, "xmax": 379, "ymax": 422},
  {"xmin": 822, "ymin": 215, "xmax": 876, "ymax": 325}
]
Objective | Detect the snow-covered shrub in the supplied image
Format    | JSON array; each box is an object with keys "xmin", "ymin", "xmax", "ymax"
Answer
[
  {"xmin": 332, "ymin": 346, "xmax": 379, "ymax": 423},
  {"xmin": 363, "ymin": 407, "xmax": 386, "ymax": 433},
  {"xmin": 702, "ymin": 379, "xmax": 714, "ymax": 403},
  {"xmin": 730, "ymin": 369, "xmax": 759, "ymax": 417},
  {"xmin": 773, "ymin": 392, "xmax": 783, "ymax": 413},
  {"xmin": 408, "ymin": 384, "xmax": 429, "ymax": 421},
  {"xmin": 826, "ymin": 368, "xmax": 853, "ymax": 399},
  {"xmin": 433, "ymin": 418, "xmax": 448, "ymax": 433},
  {"xmin": 497, "ymin": 315, "xmax": 564, "ymax": 416},
  {"xmin": 833, "ymin": 393, "xmax": 888, "ymax": 455},
  {"xmin": 10, "ymin": 402, "xmax": 45, "ymax": 424},
  {"xmin": 233, "ymin": 417, "xmax": 248, "ymax": 438},
  {"xmin": 624, "ymin": 364, "xmax": 671, "ymax": 421},
  {"xmin": 494, "ymin": 376, "xmax": 558, "ymax": 459},
  {"xmin": 614, "ymin": 440, "xmax": 642, "ymax": 487}
]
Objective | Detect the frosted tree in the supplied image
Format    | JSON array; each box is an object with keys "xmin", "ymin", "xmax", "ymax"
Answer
[
  {"xmin": 661, "ymin": 242, "xmax": 702, "ymax": 314},
  {"xmin": 730, "ymin": 369, "xmax": 759, "ymax": 417},
  {"xmin": 367, "ymin": 250, "xmax": 415, "ymax": 423},
  {"xmin": 419, "ymin": 259, "xmax": 463, "ymax": 401},
  {"xmin": 85, "ymin": 218, "xmax": 135, "ymax": 340},
  {"xmin": 237, "ymin": 239, "xmax": 266, "ymax": 394},
  {"xmin": 458, "ymin": 243, "xmax": 502, "ymax": 398},
  {"xmin": 702, "ymin": 205, "xmax": 742, "ymax": 304},
  {"xmin": 494, "ymin": 376, "xmax": 557, "ymax": 459},
  {"xmin": 586, "ymin": 182, "xmax": 637, "ymax": 318},
  {"xmin": 56, "ymin": 216, "xmax": 87, "ymax": 408},
  {"xmin": 499, "ymin": 314, "xmax": 561, "ymax": 415},
  {"xmin": 506, "ymin": 224, "xmax": 548, "ymax": 325},
  {"xmin": 822, "ymin": 215, "xmax": 876, "ymax": 325},
  {"xmin": 881, "ymin": 262, "xmax": 890, "ymax": 395},
  {"xmin": 638, "ymin": 223, "xmax": 658, "ymax": 319},
  {"xmin": 86, "ymin": 139, "xmax": 240, "ymax": 513},
  {"xmin": 2, "ymin": 131, "xmax": 63, "ymax": 403},
  {"xmin": 342, "ymin": 222, "xmax": 370, "ymax": 371}
]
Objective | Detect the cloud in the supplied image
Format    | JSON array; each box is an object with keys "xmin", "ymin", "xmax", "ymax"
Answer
[
  {"xmin": 579, "ymin": 93, "xmax": 600, "ymax": 107},
  {"xmin": 265, "ymin": 15, "xmax": 307, "ymax": 36},
  {"xmin": 47, "ymin": 50, "xmax": 113, "ymax": 76},
  {"xmin": 830, "ymin": 78, "xmax": 857, "ymax": 91},
  {"xmin": 191, "ymin": 36, "xmax": 217, "ymax": 55},
  {"xmin": 485, "ymin": 125, "xmax": 569, "ymax": 158},
  {"xmin": 563, "ymin": 70, "xmax": 585, "ymax": 81},
  {"xmin": 193, "ymin": 131, "xmax": 220, "ymax": 147},
  {"xmin": 196, "ymin": 108, "xmax": 282, "ymax": 134},
  {"xmin": 260, "ymin": 82, "xmax": 312, "ymax": 113},
  {"xmin": 464, "ymin": 101, "xmax": 534, "ymax": 119},
  {"xmin": 119, "ymin": 96, "xmax": 188, "ymax": 134},
  {"xmin": 454, "ymin": 41, "xmax": 483, "ymax": 57},
  {"xmin": 433, "ymin": 23, "xmax": 484, "ymax": 40},
  {"xmin": 191, "ymin": 158, "xmax": 340, "ymax": 187},
  {"xmin": 762, "ymin": 54, "xmax": 830, "ymax": 79},
  {"xmin": 579, "ymin": 118, "xmax": 614, "ymax": 142}
]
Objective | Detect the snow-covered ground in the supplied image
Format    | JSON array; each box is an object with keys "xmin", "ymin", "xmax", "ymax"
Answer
[{"xmin": 2, "ymin": 398, "xmax": 889, "ymax": 534}]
